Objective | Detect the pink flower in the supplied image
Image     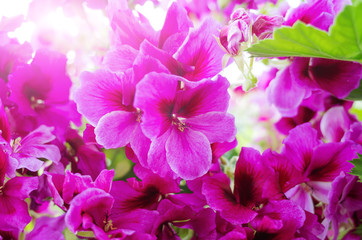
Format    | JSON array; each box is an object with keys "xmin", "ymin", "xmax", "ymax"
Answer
[{"xmin": 134, "ymin": 73, "xmax": 236, "ymax": 180}]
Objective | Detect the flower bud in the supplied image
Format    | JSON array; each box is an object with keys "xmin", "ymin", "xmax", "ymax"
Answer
[
  {"xmin": 252, "ymin": 15, "xmax": 284, "ymax": 40},
  {"xmin": 219, "ymin": 8, "xmax": 250, "ymax": 56}
]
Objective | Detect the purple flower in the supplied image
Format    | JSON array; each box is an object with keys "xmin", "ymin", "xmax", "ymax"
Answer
[
  {"xmin": 251, "ymin": 200, "xmax": 306, "ymax": 239},
  {"xmin": 8, "ymin": 49, "xmax": 81, "ymax": 137},
  {"xmin": 0, "ymin": 177, "xmax": 38, "ymax": 233},
  {"xmin": 281, "ymin": 123, "xmax": 358, "ymax": 212},
  {"xmin": 202, "ymin": 148, "xmax": 270, "ymax": 224},
  {"xmin": 65, "ymin": 188, "xmax": 114, "ymax": 235},
  {"xmin": 134, "ymin": 73, "xmax": 236, "ymax": 180},
  {"xmin": 74, "ymin": 55, "xmax": 168, "ymax": 167},
  {"xmin": 11, "ymin": 125, "xmax": 61, "ymax": 172},
  {"xmin": 291, "ymin": 58, "xmax": 362, "ymax": 99},
  {"xmin": 268, "ymin": 58, "xmax": 362, "ymax": 116},
  {"xmin": 110, "ymin": 171, "xmax": 179, "ymax": 213},
  {"xmin": 26, "ymin": 215, "xmax": 65, "ymax": 240},
  {"xmin": 325, "ymin": 172, "xmax": 362, "ymax": 240},
  {"xmin": 64, "ymin": 128, "xmax": 106, "ymax": 180},
  {"xmin": 284, "ymin": 0, "xmax": 335, "ymax": 31}
]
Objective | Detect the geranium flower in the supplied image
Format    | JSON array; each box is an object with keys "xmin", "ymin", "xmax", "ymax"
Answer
[
  {"xmin": 134, "ymin": 73, "xmax": 236, "ymax": 179},
  {"xmin": 202, "ymin": 147, "xmax": 270, "ymax": 224},
  {"xmin": 8, "ymin": 49, "xmax": 81, "ymax": 137}
]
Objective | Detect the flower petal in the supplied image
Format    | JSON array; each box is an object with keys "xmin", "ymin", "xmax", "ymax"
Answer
[
  {"xmin": 134, "ymin": 73, "xmax": 178, "ymax": 139},
  {"xmin": 186, "ymin": 112, "xmax": 236, "ymax": 143},
  {"xmin": 74, "ymin": 70, "xmax": 127, "ymax": 126},
  {"xmin": 95, "ymin": 111, "xmax": 138, "ymax": 149},
  {"xmin": 166, "ymin": 127, "xmax": 211, "ymax": 180}
]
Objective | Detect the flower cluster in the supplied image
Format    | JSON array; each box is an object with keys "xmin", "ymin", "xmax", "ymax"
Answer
[{"xmin": 0, "ymin": 0, "xmax": 361, "ymax": 239}]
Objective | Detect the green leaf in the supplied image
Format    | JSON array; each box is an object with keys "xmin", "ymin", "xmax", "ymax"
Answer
[
  {"xmin": 345, "ymin": 80, "xmax": 362, "ymax": 100},
  {"xmin": 247, "ymin": 2, "xmax": 362, "ymax": 63},
  {"xmin": 350, "ymin": 153, "xmax": 362, "ymax": 182}
]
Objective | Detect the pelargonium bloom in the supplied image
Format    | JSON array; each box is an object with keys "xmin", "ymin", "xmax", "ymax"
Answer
[
  {"xmin": 281, "ymin": 123, "xmax": 358, "ymax": 212},
  {"xmin": 202, "ymin": 147, "xmax": 270, "ymax": 224},
  {"xmin": 324, "ymin": 172, "xmax": 362, "ymax": 240},
  {"xmin": 134, "ymin": 73, "xmax": 236, "ymax": 180},
  {"xmin": 65, "ymin": 188, "xmax": 114, "ymax": 237},
  {"xmin": 74, "ymin": 54, "xmax": 169, "ymax": 166},
  {"xmin": 268, "ymin": 58, "xmax": 362, "ymax": 116},
  {"xmin": 8, "ymin": 49, "xmax": 81, "ymax": 137},
  {"xmin": 110, "ymin": 170, "xmax": 179, "ymax": 213},
  {"xmin": 251, "ymin": 200, "xmax": 306, "ymax": 239},
  {"xmin": 0, "ymin": 177, "xmax": 39, "ymax": 234}
]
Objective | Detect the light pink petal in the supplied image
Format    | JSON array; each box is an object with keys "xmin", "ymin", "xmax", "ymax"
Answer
[
  {"xmin": 74, "ymin": 70, "xmax": 127, "ymax": 126},
  {"xmin": 95, "ymin": 111, "xmax": 138, "ymax": 149},
  {"xmin": 25, "ymin": 215, "xmax": 65, "ymax": 240},
  {"xmin": 267, "ymin": 66, "xmax": 307, "ymax": 117},
  {"xmin": 103, "ymin": 45, "xmax": 138, "ymax": 72},
  {"xmin": 110, "ymin": 9, "xmax": 158, "ymax": 50},
  {"xmin": 285, "ymin": 185, "xmax": 314, "ymax": 213},
  {"xmin": 129, "ymin": 125, "xmax": 151, "ymax": 168},
  {"xmin": 94, "ymin": 169, "xmax": 115, "ymax": 193},
  {"xmin": 132, "ymin": 51, "xmax": 170, "ymax": 84},
  {"xmin": 147, "ymin": 129, "xmax": 176, "ymax": 179},
  {"xmin": 186, "ymin": 112, "xmax": 236, "ymax": 143},
  {"xmin": 134, "ymin": 73, "xmax": 178, "ymax": 139},
  {"xmin": 166, "ymin": 127, "xmax": 211, "ymax": 180},
  {"xmin": 308, "ymin": 181, "xmax": 331, "ymax": 203}
]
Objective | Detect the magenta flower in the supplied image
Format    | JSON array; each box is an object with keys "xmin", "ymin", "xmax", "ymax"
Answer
[
  {"xmin": 202, "ymin": 148, "xmax": 270, "ymax": 224},
  {"xmin": 268, "ymin": 58, "xmax": 362, "ymax": 116},
  {"xmin": 64, "ymin": 128, "xmax": 106, "ymax": 180},
  {"xmin": 324, "ymin": 172, "xmax": 362, "ymax": 240},
  {"xmin": 65, "ymin": 188, "xmax": 114, "ymax": 235},
  {"xmin": 291, "ymin": 57, "xmax": 362, "ymax": 99},
  {"xmin": 74, "ymin": 55, "xmax": 169, "ymax": 166},
  {"xmin": 11, "ymin": 125, "xmax": 61, "ymax": 172},
  {"xmin": 8, "ymin": 49, "xmax": 81, "ymax": 137},
  {"xmin": 110, "ymin": 171, "xmax": 179, "ymax": 213},
  {"xmin": 284, "ymin": 0, "xmax": 335, "ymax": 31},
  {"xmin": 250, "ymin": 200, "xmax": 306, "ymax": 239},
  {"xmin": 0, "ymin": 177, "xmax": 38, "ymax": 234},
  {"xmin": 26, "ymin": 215, "xmax": 65, "ymax": 240},
  {"xmin": 281, "ymin": 123, "xmax": 358, "ymax": 212},
  {"xmin": 134, "ymin": 73, "xmax": 236, "ymax": 179}
]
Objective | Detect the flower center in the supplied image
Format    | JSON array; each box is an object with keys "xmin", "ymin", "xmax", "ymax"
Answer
[
  {"xmin": 172, "ymin": 114, "xmax": 187, "ymax": 132},
  {"xmin": 30, "ymin": 96, "xmax": 46, "ymax": 110}
]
